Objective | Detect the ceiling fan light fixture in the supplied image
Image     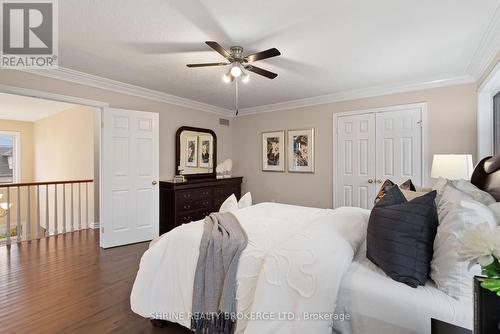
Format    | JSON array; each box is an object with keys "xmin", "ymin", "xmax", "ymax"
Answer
[
  {"xmin": 230, "ymin": 63, "xmax": 242, "ymax": 78},
  {"xmin": 223, "ymin": 72, "xmax": 233, "ymax": 83},
  {"xmin": 241, "ymin": 72, "xmax": 249, "ymax": 83}
]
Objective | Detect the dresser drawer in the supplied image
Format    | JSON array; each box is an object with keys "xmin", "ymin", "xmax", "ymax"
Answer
[
  {"xmin": 176, "ymin": 208, "xmax": 211, "ymax": 225},
  {"xmin": 178, "ymin": 198, "xmax": 211, "ymax": 213},
  {"xmin": 214, "ymin": 186, "xmax": 240, "ymax": 199},
  {"xmin": 177, "ymin": 188, "xmax": 212, "ymax": 204}
]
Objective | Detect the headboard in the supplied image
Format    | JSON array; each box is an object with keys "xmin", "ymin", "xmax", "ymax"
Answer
[{"xmin": 471, "ymin": 154, "xmax": 500, "ymax": 201}]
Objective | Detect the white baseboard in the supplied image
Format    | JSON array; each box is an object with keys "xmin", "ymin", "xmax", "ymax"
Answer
[{"xmin": 89, "ymin": 221, "xmax": 100, "ymax": 229}]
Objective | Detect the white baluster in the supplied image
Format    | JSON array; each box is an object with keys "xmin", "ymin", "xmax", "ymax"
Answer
[
  {"xmin": 26, "ymin": 186, "xmax": 31, "ymax": 241},
  {"xmin": 86, "ymin": 182, "xmax": 89, "ymax": 229},
  {"xmin": 78, "ymin": 183, "xmax": 82, "ymax": 230},
  {"xmin": 45, "ymin": 185, "xmax": 49, "ymax": 237},
  {"xmin": 17, "ymin": 186, "xmax": 21, "ymax": 242},
  {"xmin": 62, "ymin": 184, "xmax": 66, "ymax": 234},
  {"xmin": 71, "ymin": 183, "xmax": 74, "ymax": 232},
  {"xmin": 6, "ymin": 187, "xmax": 11, "ymax": 245},
  {"xmin": 54, "ymin": 184, "xmax": 58, "ymax": 235},
  {"xmin": 36, "ymin": 185, "xmax": 40, "ymax": 239}
]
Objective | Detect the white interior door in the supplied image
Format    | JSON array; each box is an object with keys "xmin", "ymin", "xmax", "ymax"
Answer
[
  {"xmin": 336, "ymin": 113, "xmax": 377, "ymax": 209},
  {"xmin": 376, "ymin": 108, "xmax": 423, "ymax": 186},
  {"xmin": 101, "ymin": 108, "xmax": 159, "ymax": 248}
]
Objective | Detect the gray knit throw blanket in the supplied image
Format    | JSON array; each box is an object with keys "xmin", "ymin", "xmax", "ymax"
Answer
[{"xmin": 191, "ymin": 212, "xmax": 248, "ymax": 334}]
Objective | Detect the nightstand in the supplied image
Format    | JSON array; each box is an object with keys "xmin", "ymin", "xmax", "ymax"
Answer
[{"xmin": 431, "ymin": 319, "xmax": 472, "ymax": 334}]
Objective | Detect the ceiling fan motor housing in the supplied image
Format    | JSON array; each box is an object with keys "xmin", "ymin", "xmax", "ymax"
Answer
[{"xmin": 230, "ymin": 46, "xmax": 244, "ymax": 61}]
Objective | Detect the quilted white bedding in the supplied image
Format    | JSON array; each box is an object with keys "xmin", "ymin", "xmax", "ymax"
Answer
[{"xmin": 130, "ymin": 203, "xmax": 370, "ymax": 334}]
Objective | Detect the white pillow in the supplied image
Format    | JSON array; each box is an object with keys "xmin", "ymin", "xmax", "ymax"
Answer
[
  {"xmin": 451, "ymin": 179, "xmax": 496, "ymax": 206},
  {"xmin": 437, "ymin": 184, "xmax": 472, "ymax": 222},
  {"xmin": 219, "ymin": 194, "xmax": 238, "ymax": 213},
  {"xmin": 430, "ymin": 199, "xmax": 497, "ymax": 300},
  {"xmin": 488, "ymin": 202, "xmax": 500, "ymax": 224},
  {"xmin": 238, "ymin": 192, "xmax": 252, "ymax": 209},
  {"xmin": 432, "ymin": 177, "xmax": 448, "ymax": 205}
]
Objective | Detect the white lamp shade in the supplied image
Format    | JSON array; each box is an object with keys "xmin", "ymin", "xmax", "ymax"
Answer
[{"xmin": 431, "ymin": 154, "xmax": 473, "ymax": 180}]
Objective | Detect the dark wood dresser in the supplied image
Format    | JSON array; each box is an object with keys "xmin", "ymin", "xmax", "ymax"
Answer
[{"xmin": 159, "ymin": 177, "xmax": 243, "ymax": 235}]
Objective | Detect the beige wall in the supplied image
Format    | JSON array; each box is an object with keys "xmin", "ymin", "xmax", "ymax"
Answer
[
  {"xmin": 0, "ymin": 119, "xmax": 34, "ymax": 182},
  {"xmin": 0, "ymin": 70, "xmax": 233, "ymax": 181},
  {"xmin": 33, "ymin": 106, "xmax": 95, "ymax": 233},
  {"xmin": 232, "ymin": 84, "xmax": 477, "ymax": 208},
  {"xmin": 34, "ymin": 106, "xmax": 94, "ymax": 181}
]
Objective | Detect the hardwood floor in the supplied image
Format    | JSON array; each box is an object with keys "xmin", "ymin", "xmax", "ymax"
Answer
[{"xmin": 0, "ymin": 230, "xmax": 191, "ymax": 334}]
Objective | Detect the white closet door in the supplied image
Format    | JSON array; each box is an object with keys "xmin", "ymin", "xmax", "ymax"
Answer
[
  {"xmin": 375, "ymin": 109, "xmax": 423, "ymax": 186},
  {"xmin": 336, "ymin": 114, "xmax": 377, "ymax": 209}
]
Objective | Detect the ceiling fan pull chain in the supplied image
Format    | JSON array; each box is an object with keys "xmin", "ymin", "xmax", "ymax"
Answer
[{"xmin": 235, "ymin": 78, "xmax": 239, "ymax": 116}]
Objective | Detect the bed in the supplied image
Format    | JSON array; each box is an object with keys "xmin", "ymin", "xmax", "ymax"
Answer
[{"xmin": 130, "ymin": 154, "xmax": 500, "ymax": 334}]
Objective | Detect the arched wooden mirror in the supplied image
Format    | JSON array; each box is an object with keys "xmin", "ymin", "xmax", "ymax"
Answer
[{"xmin": 175, "ymin": 126, "xmax": 217, "ymax": 179}]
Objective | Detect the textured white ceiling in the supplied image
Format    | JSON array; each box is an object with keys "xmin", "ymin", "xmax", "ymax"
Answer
[
  {"xmin": 0, "ymin": 93, "xmax": 75, "ymax": 122},
  {"xmin": 58, "ymin": 0, "xmax": 499, "ymax": 110}
]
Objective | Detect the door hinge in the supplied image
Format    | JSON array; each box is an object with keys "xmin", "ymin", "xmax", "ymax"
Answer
[
  {"xmin": 417, "ymin": 120, "xmax": 422, "ymax": 127},
  {"xmin": 101, "ymin": 227, "xmax": 104, "ymax": 234}
]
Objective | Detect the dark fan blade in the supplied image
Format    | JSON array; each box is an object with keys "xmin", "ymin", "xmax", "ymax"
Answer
[
  {"xmin": 186, "ymin": 62, "xmax": 229, "ymax": 68},
  {"xmin": 244, "ymin": 65, "xmax": 278, "ymax": 79},
  {"xmin": 244, "ymin": 48, "xmax": 281, "ymax": 62},
  {"xmin": 205, "ymin": 41, "xmax": 232, "ymax": 60}
]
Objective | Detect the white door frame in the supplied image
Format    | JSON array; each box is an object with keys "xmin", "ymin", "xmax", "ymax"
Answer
[
  {"xmin": 477, "ymin": 61, "xmax": 500, "ymax": 158},
  {"xmin": 0, "ymin": 83, "xmax": 109, "ymax": 229},
  {"xmin": 332, "ymin": 103, "xmax": 428, "ymax": 208}
]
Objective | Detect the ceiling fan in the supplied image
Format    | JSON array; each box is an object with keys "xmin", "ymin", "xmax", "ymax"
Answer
[{"xmin": 187, "ymin": 41, "xmax": 281, "ymax": 83}]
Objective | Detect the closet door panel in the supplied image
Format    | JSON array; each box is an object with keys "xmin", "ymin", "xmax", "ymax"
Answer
[
  {"xmin": 375, "ymin": 109, "xmax": 422, "ymax": 186},
  {"xmin": 336, "ymin": 114, "xmax": 377, "ymax": 209}
]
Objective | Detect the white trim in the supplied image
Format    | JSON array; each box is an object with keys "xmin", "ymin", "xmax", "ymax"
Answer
[
  {"xmin": 0, "ymin": 83, "xmax": 109, "ymax": 108},
  {"xmin": 477, "ymin": 61, "xmax": 500, "ymax": 158},
  {"xmin": 467, "ymin": 2, "xmax": 500, "ymax": 80},
  {"xmin": 332, "ymin": 103, "xmax": 428, "ymax": 208},
  {"xmin": 15, "ymin": 68, "xmax": 475, "ymax": 118},
  {"xmin": 238, "ymin": 76, "xmax": 473, "ymax": 115},
  {"xmin": 22, "ymin": 67, "xmax": 235, "ymax": 116},
  {"xmin": 0, "ymin": 131, "xmax": 21, "ymax": 183}
]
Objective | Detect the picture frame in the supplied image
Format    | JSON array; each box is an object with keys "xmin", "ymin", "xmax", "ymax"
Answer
[
  {"xmin": 185, "ymin": 136, "xmax": 198, "ymax": 167},
  {"xmin": 198, "ymin": 135, "xmax": 213, "ymax": 168},
  {"xmin": 262, "ymin": 130, "xmax": 285, "ymax": 172},
  {"xmin": 287, "ymin": 128, "xmax": 315, "ymax": 173}
]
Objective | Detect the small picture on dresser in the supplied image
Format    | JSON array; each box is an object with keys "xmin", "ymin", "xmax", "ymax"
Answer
[
  {"xmin": 287, "ymin": 128, "xmax": 315, "ymax": 173},
  {"xmin": 262, "ymin": 130, "xmax": 285, "ymax": 172},
  {"xmin": 185, "ymin": 136, "xmax": 198, "ymax": 167},
  {"xmin": 198, "ymin": 135, "xmax": 213, "ymax": 168}
]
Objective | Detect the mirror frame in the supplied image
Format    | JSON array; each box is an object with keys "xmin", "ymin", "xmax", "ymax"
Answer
[{"xmin": 175, "ymin": 126, "xmax": 217, "ymax": 179}]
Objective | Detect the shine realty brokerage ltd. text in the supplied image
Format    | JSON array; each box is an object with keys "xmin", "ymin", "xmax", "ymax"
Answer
[{"xmin": 151, "ymin": 311, "xmax": 351, "ymax": 322}]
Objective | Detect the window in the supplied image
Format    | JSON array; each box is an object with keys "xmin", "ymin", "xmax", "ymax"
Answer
[
  {"xmin": 494, "ymin": 91, "xmax": 500, "ymax": 155},
  {"xmin": 0, "ymin": 132, "xmax": 20, "ymax": 184}
]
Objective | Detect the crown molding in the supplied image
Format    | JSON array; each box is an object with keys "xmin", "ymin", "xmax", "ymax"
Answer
[
  {"xmin": 21, "ymin": 68, "xmax": 475, "ymax": 118},
  {"xmin": 467, "ymin": 2, "xmax": 500, "ymax": 79},
  {"xmin": 22, "ymin": 67, "xmax": 235, "ymax": 116},
  {"xmin": 237, "ymin": 75, "xmax": 475, "ymax": 115}
]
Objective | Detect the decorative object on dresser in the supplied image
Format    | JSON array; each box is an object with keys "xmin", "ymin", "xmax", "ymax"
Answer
[
  {"xmin": 176, "ymin": 126, "xmax": 217, "ymax": 179},
  {"xmin": 287, "ymin": 128, "xmax": 315, "ymax": 173},
  {"xmin": 216, "ymin": 159, "xmax": 233, "ymax": 178},
  {"xmin": 159, "ymin": 177, "xmax": 243, "ymax": 234},
  {"xmin": 431, "ymin": 318, "xmax": 471, "ymax": 334}
]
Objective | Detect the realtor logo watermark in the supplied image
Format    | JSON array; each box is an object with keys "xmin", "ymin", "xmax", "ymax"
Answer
[{"xmin": 0, "ymin": 0, "xmax": 58, "ymax": 68}]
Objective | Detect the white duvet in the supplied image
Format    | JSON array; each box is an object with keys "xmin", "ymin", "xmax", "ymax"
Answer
[{"xmin": 130, "ymin": 203, "xmax": 370, "ymax": 334}]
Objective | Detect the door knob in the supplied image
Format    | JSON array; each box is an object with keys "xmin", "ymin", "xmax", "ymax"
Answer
[
  {"xmin": 368, "ymin": 179, "xmax": 374, "ymax": 184},
  {"xmin": 376, "ymin": 179, "xmax": 383, "ymax": 184},
  {"xmin": 152, "ymin": 181, "xmax": 158, "ymax": 185}
]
